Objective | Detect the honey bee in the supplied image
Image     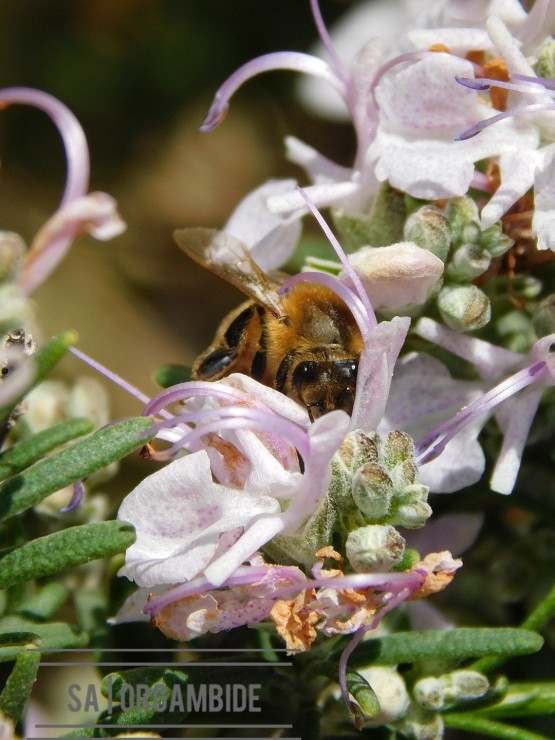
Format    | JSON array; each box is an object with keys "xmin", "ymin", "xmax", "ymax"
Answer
[{"xmin": 174, "ymin": 228, "xmax": 363, "ymax": 420}]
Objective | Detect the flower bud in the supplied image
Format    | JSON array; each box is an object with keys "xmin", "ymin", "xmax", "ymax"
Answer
[
  {"xmin": 358, "ymin": 667, "xmax": 410, "ymax": 725},
  {"xmin": 335, "ymin": 429, "xmax": 378, "ymax": 476},
  {"xmin": 403, "ymin": 205, "xmax": 451, "ymax": 262},
  {"xmin": 414, "ymin": 670, "xmax": 489, "ymax": 710},
  {"xmin": 346, "ymin": 525, "xmax": 405, "ymax": 572},
  {"xmin": 341, "ymin": 242, "xmax": 444, "ymax": 311},
  {"xmin": 396, "ymin": 495, "xmax": 433, "ymax": 529},
  {"xmin": 0, "ymin": 232, "xmax": 26, "ymax": 284},
  {"xmin": 390, "ymin": 459, "xmax": 419, "ymax": 489},
  {"xmin": 351, "ymin": 463, "xmax": 394, "ymax": 520},
  {"xmin": 437, "ymin": 284, "xmax": 491, "ymax": 331},
  {"xmin": 480, "ymin": 223, "xmax": 513, "ymax": 258},
  {"xmin": 444, "ymin": 196, "xmax": 480, "ymax": 244},
  {"xmin": 380, "ymin": 431, "xmax": 415, "ymax": 470},
  {"xmin": 447, "ymin": 243, "xmax": 491, "ymax": 281},
  {"xmin": 533, "ymin": 294, "xmax": 555, "ymax": 337}
]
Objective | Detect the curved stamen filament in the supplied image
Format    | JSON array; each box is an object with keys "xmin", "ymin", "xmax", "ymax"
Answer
[
  {"xmin": 0, "ymin": 87, "xmax": 90, "ymax": 206},
  {"xmin": 70, "ymin": 347, "xmax": 154, "ymax": 408},
  {"xmin": 172, "ymin": 414, "xmax": 310, "ymax": 464},
  {"xmin": 337, "ymin": 574, "xmax": 423, "ymax": 708},
  {"xmin": 60, "ymin": 480, "xmax": 86, "ymax": 513},
  {"xmin": 457, "ymin": 74, "xmax": 555, "ymax": 97},
  {"xmin": 416, "ymin": 361, "xmax": 549, "ymax": 464},
  {"xmin": 146, "ymin": 403, "xmax": 311, "ymax": 464},
  {"xmin": 297, "ymin": 187, "xmax": 378, "ymax": 330},
  {"xmin": 280, "ymin": 271, "xmax": 372, "ymax": 347},
  {"xmin": 309, "ymin": 0, "xmax": 348, "ymax": 85},
  {"xmin": 455, "ymin": 102, "xmax": 555, "ymax": 140},
  {"xmin": 143, "ymin": 381, "xmax": 255, "ymax": 417},
  {"xmin": 201, "ymin": 52, "xmax": 346, "ymax": 132},
  {"xmin": 145, "ymin": 565, "xmax": 275, "ymax": 615},
  {"xmin": 512, "ymin": 73, "xmax": 555, "ymax": 90}
]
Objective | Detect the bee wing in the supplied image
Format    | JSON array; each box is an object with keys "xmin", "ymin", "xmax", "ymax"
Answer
[{"xmin": 174, "ymin": 228, "xmax": 285, "ymax": 319}]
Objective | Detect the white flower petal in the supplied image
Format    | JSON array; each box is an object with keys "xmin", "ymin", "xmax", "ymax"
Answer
[
  {"xmin": 284, "ymin": 136, "xmax": 352, "ymax": 184},
  {"xmin": 407, "ymin": 28, "xmax": 493, "ymax": 53},
  {"xmin": 481, "ymin": 148, "xmax": 541, "ymax": 229},
  {"xmin": 532, "ymin": 147, "xmax": 555, "ymax": 250},
  {"xmin": 419, "ymin": 421, "xmax": 485, "ymax": 493},
  {"xmin": 118, "ymin": 450, "xmax": 280, "ymax": 587},
  {"xmin": 203, "ymin": 410, "xmax": 350, "ymax": 587},
  {"xmin": 353, "ymin": 316, "xmax": 411, "ymax": 431},
  {"xmin": 224, "ymin": 179, "xmax": 302, "ymax": 270},
  {"xmin": 267, "ymin": 180, "xmax": 360, "ymax": 215},
  {"xmin": 19, "ymin": 192, "xmax": 125, "ymax": 295},
  {"xmin": 380, "ymin": 352, "xmax": 486, "ymax": 493},
  {"xmin": 486, "ymin": 16, "xmax": 536, "ymax": 77},
  {"xmin": 414, "ymin": 318, "xmax": 520, "ymax": 378},
  {"xmin": 490, "ymin": 387, "xmax": 543, "ymax": 494}
]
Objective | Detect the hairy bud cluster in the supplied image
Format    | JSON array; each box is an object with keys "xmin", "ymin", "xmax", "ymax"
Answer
[
  {"xmin": 405, "ymin": 196, "xmax": 515, "ymax": 331},
  {"xmin": 335, "ymin": 429, "xmax": 431, "ymax": 530}
]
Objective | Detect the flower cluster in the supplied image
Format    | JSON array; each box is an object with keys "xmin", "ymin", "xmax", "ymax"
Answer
[{"xmin": 113, "ymin": 0, "xmax": 555, "ymax": 733}]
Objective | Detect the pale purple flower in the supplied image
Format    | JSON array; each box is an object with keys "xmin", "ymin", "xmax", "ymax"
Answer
[
  {"xmin": 0, "ymin": 87, "xmax": 125, "ymax": 295},
  {"xmin": 115, "ymin": 545, "xmax": 433, "ymax": 714},
  {"xmin": 123, "ymin": 560, "xmax": 425, "ymax": 642},
  {"xmin": 199, "ymin": 0, "xmax": 545, "ymax": 222},
  {"xmin": 118, "ymin": 374, "xmax": 352, "ymax": 588},
  {"xmin": 454, "ymin": 17, "xmax": 555, "ymax": 249},
  {"xmin": 118, "ymin": 256, "xmax": 408, "ymax": 588},
  {"xmin": 414, "ymin": 317, "xmax": 555, "ymax": 494}
]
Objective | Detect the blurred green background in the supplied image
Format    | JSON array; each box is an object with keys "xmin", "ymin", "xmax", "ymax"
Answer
[{"xmin": 0, "ymin": 0, "xmax": 355, "ymax": 418}]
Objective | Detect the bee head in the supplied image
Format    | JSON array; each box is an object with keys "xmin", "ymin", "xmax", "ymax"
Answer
[{"xmin": 292, "ymin": 359, "xmax": 358, "ymax": 420}]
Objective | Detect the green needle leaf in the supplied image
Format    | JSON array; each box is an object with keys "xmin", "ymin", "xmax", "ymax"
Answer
[
  {"xmin": 0, "ymin": 417, "xmax": 94, "ymax": 481},
  {"xmin": 0, "ymin": 520, "xmax": 136, "ymax": 589},
  {"xmin": 347, "ymin": 628, "xmax": 543, "ymax": 668},
  {"xmin": 0, "ymin": 643, "xmax": 40, "ymax": 723},
  {"xmin": 0, "ymin": 416, "xmax": 153, "ymax": 521},
  {"xmin": 475, "ymin": 682, "xmax": 555, "ymax": 719},
  {"xmin": 17, "ymin": 583, "xmax": 70, "ymax": 621},
  {"xmin": 444, "ymin": 713, "xmax": 550, "ymax": 739},
  {"xmin": 0, "ymin": 618, "xmax": 87, "ymax": 661}
]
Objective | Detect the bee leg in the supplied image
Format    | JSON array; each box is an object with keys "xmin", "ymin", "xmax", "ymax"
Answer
[
  {"xmin": 192, "ymin": 304, "xmax": 256, "ymax": 380},
  {"xmin": 275, "ymin": 354, "xmax": 295, "ymax": 395}
]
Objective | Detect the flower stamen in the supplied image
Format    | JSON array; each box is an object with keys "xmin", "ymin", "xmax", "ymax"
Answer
[
  {"xmin": 416, "ymin": 360, "xmax": 549, "ymax": 464},
  {"xmin": 201, "ymin": 52, "xmax": 346, "ymax": 132}
]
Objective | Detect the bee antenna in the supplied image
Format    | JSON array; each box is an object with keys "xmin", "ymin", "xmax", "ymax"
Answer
[{"xmin": 296, "ymin": 186, "xmax": 378, "ymax": 330}]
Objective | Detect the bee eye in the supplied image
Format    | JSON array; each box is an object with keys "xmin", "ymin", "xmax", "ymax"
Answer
[
  {"xmin": 336, "ymin": 361, "xmax": 358, "ymax": 380},
  {"xmin": 292, "ymin": 361, "xmax": 320, "ymax": 398}
]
